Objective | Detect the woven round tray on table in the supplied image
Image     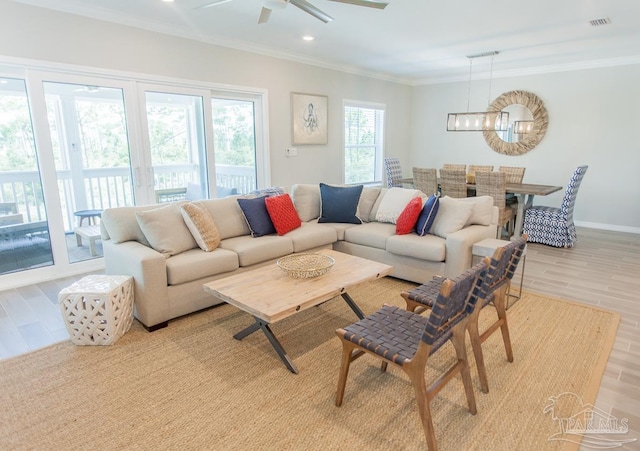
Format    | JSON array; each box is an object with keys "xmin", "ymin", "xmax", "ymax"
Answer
[{"xmin": 276, "ymin": 253, "xmax": 335, "ymax": 279}]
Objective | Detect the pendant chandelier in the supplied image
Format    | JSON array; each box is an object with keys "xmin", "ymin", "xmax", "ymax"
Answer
[{"xmin": 447, "ymin": 51, "xmax": 509, "ymax": 132}]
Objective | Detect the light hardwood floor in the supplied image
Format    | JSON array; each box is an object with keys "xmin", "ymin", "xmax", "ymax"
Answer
[{"xmin": 0, "ymin": 227, "xmax": 638, "ymax": 447}]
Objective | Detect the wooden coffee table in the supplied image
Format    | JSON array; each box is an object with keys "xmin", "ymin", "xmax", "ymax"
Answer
[{"xmin": 203, "ymin": 249, "xmax": 393, "ymax": 373}]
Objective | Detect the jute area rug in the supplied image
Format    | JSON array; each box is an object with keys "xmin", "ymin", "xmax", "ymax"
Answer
[{"xmin": 0, "ymin": 278, "xmax": 619, "ymax": 451}]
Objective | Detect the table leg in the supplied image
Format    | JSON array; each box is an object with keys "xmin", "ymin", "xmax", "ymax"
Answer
[
  {"xmin": 234, "ymin": 316, "xmax": 298, "ymax": 374},
  {"xmin": 513, "ymin": 194, "xmax": 535, "ymax": 237},
  {"xmin": 341, "ymin": 292, "xmax": 365, "ymax": 320}
]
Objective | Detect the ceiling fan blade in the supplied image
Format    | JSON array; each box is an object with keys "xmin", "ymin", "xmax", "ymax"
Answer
[
  {"xmin": 290, "ymin": 0, "xmax": 334, "ymax": 23},
  {"xmin": 258, "ymin": 7, "xmax": 272, "ymax": 24},
  {"xmin": 194, "ymin": 0, "xmax": 233, "ymax": 10},
  {"xmin": 328, "ymin": 0, "xmax": 388, "ymax": 9}
]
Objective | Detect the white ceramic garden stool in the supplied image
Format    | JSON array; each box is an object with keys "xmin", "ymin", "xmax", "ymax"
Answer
[
  {"xmin": 58, "ymin": 275, "xmax": 134, "ymax": 345},
  {"xmin": 472, "ymin": 238, "xmax": 527, "ymax": 309}
]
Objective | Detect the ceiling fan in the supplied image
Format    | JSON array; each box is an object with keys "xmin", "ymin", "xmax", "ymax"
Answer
[{"xmin": 195, "ymin": 0, "xmax": 388, "ymax": 24}]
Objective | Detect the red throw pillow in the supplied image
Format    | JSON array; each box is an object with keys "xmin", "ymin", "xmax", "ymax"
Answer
[
  {"xmin": 395, "ymin": 197, "xmax": 423, "ymax": 235},
  {"xmin": 264, "ymin": 194, "xmax": 302, "ymax": 235}
]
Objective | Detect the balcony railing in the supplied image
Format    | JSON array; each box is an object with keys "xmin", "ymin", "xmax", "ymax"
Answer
[{"xmin": 0, "ymin": 165, "xmax": 255, "ymax": 232}]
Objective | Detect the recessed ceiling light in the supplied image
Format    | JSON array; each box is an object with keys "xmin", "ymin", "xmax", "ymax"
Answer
[{"xmin": 302, "ymin": 36, "xmax": 315, "ymax": 41}]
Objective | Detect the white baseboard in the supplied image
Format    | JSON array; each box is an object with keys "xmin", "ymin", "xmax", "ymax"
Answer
[{"xmin": 575, "ymin": 221, "xmax": 640, "ymax": 235}]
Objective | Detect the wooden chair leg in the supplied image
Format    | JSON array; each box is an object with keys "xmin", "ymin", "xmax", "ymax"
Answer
[
  {"xmin": 493, "ymin": 285, "xmax": 513, "ymax": 362},
  {"xmin": 450, "ymin": 321, "xmax": 477, "ymax": 415},
  {"xmin": 467, "ymin": 306, "xmax": 489, "ymax": 394},
  {"xmin": 335, "ymin": 338, "xmax": 356, "ymax": 407},
  {"xmin": 406, "ymin": 365, "xmax": 438, "ymax": 451}
]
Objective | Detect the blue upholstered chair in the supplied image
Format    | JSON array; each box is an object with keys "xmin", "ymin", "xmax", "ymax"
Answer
[
  {"xmin": 383, "ymin": 157, "xmax": 403, "ymax": 188},
  {"xmin": 335, "ymin": 259, "xmax": 489, "ymax": 451},
  {"xmin": 522, "ymin": 165, "xmax": 588, "ymax": 248},
  {"xmin": 402, "ymin": 236, "xmax": 528, "ymax": 394}
]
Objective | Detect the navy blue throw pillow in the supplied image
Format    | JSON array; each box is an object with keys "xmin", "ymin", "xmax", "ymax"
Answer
[
  {"xmin": 237, "ymin": 196, "xmax": 276, "ymax": 237},
  {"xmin": 318, "ymin": 183, "xmax": 363, "ymax": 224},
  {"xmin": 416, "ymin": 194, "xmax": 440, "ymax": 236}
]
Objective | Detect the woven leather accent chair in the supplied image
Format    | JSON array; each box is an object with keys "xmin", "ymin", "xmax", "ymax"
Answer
[
  {"xmin": 401, "ymin": 236, "xmax": 527, "ymax": 394},
  {"xmin": 335, "ymin": 260, "xmax": 489, "ymax": 451},
  {"xmin": 412, "ymin": 167, "xmax": 438, "ymax": 196},
  {"xmin": 439, "ymin": 168, "xmax": 467, "ymax": 198},
  {"xmin": 384, "ymin": 157, "xmax": 403, "ymax": 188},
  {"xmin": 475, "ymin": 171, "xmax": 515, "ymax": 239},
  {"xmin": 522, "ymin": 165, "xmax": 588, "ymax": 248}
]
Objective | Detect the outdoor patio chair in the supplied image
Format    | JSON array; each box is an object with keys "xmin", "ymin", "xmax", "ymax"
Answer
[
  {"xmin": 401, "ymin": 235, "xmax": 527, "ymax": 394},
  {"xmin": 335, "ymin": 259, "xmax": 489, "ymax": 451},
  {"xmin": 522, "ymin": 165, "xmax": 588, "ymax": 247}
]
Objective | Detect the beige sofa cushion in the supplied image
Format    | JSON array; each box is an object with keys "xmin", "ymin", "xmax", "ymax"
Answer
[
  {"xmin": 358, "ymin": 187, "xmax": 381, "ymax": 223},
  {"xmin": 386, "ymin": 233, "xmax": 446, "ymax": 262},
  {"xmin": 430, "ymin": 196, "xmax": 474, "ymax": 238},
  {"xmin": 344, "ymin": 222, "xmax": 396, "ymax": 250},
  {"xmin": 285, "ymin": 222, "xmax": 338, "ymax": 252},
  {"xmin": 165, "ymin": 247, "xmax": 239, "ymax": 285},
  {"xmin": 455, "ymin": 195, "xmax": 495, "ymax": 226},
  {"xmin": 219, "ymin": 235, "xmax": 294, "ymax": 267},
  {"xmin": 136, "ymin": 203, "xmax": 197, "ymax": 257},
  {"xmin": 101, "ymin": 205, "xmax": 158, "ymax": 246},
  {"xmin": 199, "ymin": 197, "xmax": 251, "ymax": 240},
  {"xmin": 291, "ymin": 184, "xmax": 321, "ymax": 222},
  {"xmin": 375, "ymin": 188, "xmax": 422, "ymax": 224}
]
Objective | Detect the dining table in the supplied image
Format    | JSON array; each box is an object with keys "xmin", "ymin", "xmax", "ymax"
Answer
[{"xmin": 393, "ymin": 178, "xmax": 563, "ymax": 237}]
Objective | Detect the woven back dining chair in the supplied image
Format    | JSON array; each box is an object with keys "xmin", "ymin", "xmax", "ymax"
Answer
[
  {"xmin": 401, "ymin": 235, "xmax": 527, "ymax": 394},
  {"xmin": 335, "ymin": 259, "xmax": 490, "ymax": 451},
  {"xmin": 384, "ymin": 157, "xmax": 403, "ymax": 188},
  {"xmin": 439, "ymin": 168, "xmax": 467, "ymax": 198},
  {"xmin": 468, "ymin": 165, "xmax": 494, "ymax": 175},
  {"xmin": 442, "ymin": 163, "xmax": 467, "ymax": 172},
  {"xmin": 475, "ymin": 171, "xmax": 515, "ymax": 239},
  {"xmin": 498, "ymin": 166, "xmax": 526, "ymax": 184},
  {"xmin": 522, "ymin": 165, "xmax": 588, "ymax": 248},
  {"xmin": 412, "ymin": 167, "xmax": 438, "ymax": 196}
]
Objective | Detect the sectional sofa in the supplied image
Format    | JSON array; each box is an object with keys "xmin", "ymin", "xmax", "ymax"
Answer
[{"xmin": 101, "ymin": 184, "xmax": 498, "ymax": 331}]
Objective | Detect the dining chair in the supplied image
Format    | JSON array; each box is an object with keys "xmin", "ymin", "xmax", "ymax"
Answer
[
  {"xmin": 442, "ymin": 163, "xmax": 467, "ymax": 172},
  {"xmin": 522, "ymin": 165, "xmax": 588, "ymax": 248},
  {"xmin": 335, "ymin": 259, "xmax": 490, "ymax": 451},
  {"xmin": 498, "ymin": 166, "xmax": 526, "ymax": 184},
  {"xmin": 412, "ymin": 167, "xmax": 438, "ymax": 196},
  {"xmin": 401, "ymin": 236, "xmax": 527, "ymax": 394},
  {"xmin": 475, "ymin": 171, "xmax": 515, "ymax": 239},
  {"xmin": 439, "ymin": 168, "xmax": 467, "ymax": 198},
  {"xmin": 384, "ymin": 157, "xmax": 403, "ymax": 188},
  {"xmin": 467, "ymin": 165, "xmax": 493, "ymax": 175}
]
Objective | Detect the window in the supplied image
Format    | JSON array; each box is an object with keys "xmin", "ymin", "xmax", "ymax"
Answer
[{"xmin": 343, "ymin": 101, "xmax": 385, "ymax": 184}]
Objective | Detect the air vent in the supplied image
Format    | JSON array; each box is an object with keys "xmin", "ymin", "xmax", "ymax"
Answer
[{"xmin": 589, "ymin": 17, "xmax": 611, "ymax": 27}]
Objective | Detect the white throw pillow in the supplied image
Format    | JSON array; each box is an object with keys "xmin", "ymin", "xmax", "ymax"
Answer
[
  {"xmin": 430, "ymin": 196, "xmax": 474, "ymax": 238},
  {"xmin": 375, "ymin": 187, "xmax": 421, "ymax": 224},
  {"xmin": 136, "ymin": 203, "xmax": 197, "ymax": 257}
]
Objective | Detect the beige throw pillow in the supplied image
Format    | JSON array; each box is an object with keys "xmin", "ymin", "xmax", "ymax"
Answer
[
  {"xmin": 135, "ymin": 203, "xmax": 197, "ymax": 257},
  {"xmin": 374, "ymin": 187, "xmax": 421, "ymax": 224},
  {"xmin": 429, "ymin": 196, "xmax": 474, "ymax": 238},
  {"xmin": 181, "ymin": 202, "xmax": 221, "ymax": 252}
]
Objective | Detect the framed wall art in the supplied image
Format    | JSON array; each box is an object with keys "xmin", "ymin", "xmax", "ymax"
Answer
[{"xmin": 291, "ymin": 92, "xmax": 328, "ymax": 145}]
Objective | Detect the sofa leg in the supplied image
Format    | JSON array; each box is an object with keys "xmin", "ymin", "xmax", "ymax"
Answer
[{"xmin": 144, "ymin": 321, "xmax": 168, "ymax": 332}]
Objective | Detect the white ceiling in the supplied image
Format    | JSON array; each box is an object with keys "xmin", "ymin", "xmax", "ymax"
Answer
[{"xmin": 14, "ymin": 0, "xmax": 640, "ymax": 84}]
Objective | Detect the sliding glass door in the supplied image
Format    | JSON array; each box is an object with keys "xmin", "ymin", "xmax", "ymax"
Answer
[
  {"xmin": 0, "ymin": 77, "xmax": 53, "ymax": 275},
  {"xmin": 42, "ymin": 81, "xmax": 135, "ymax": 263}
]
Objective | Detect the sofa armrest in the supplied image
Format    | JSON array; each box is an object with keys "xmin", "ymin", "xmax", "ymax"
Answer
[
  {"xmin": 103, "ymin": 240, "xmax": 169, "ymax": 329},
  {"xmin": 444, "ymin": 224, "xmax": 497, "ymax": 278}
]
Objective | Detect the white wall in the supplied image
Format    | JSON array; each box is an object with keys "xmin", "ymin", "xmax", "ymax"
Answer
[
  {"xmin": 1, "ymin": 1, "xmax": 638, "ymax": 231},
  {"xmin": 410, "ymin": 65, "xmax": 640, "ymax": 232},
  {"xmin": 0, "ymin": 1, "xmax": 413, "ymax": 188}
]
